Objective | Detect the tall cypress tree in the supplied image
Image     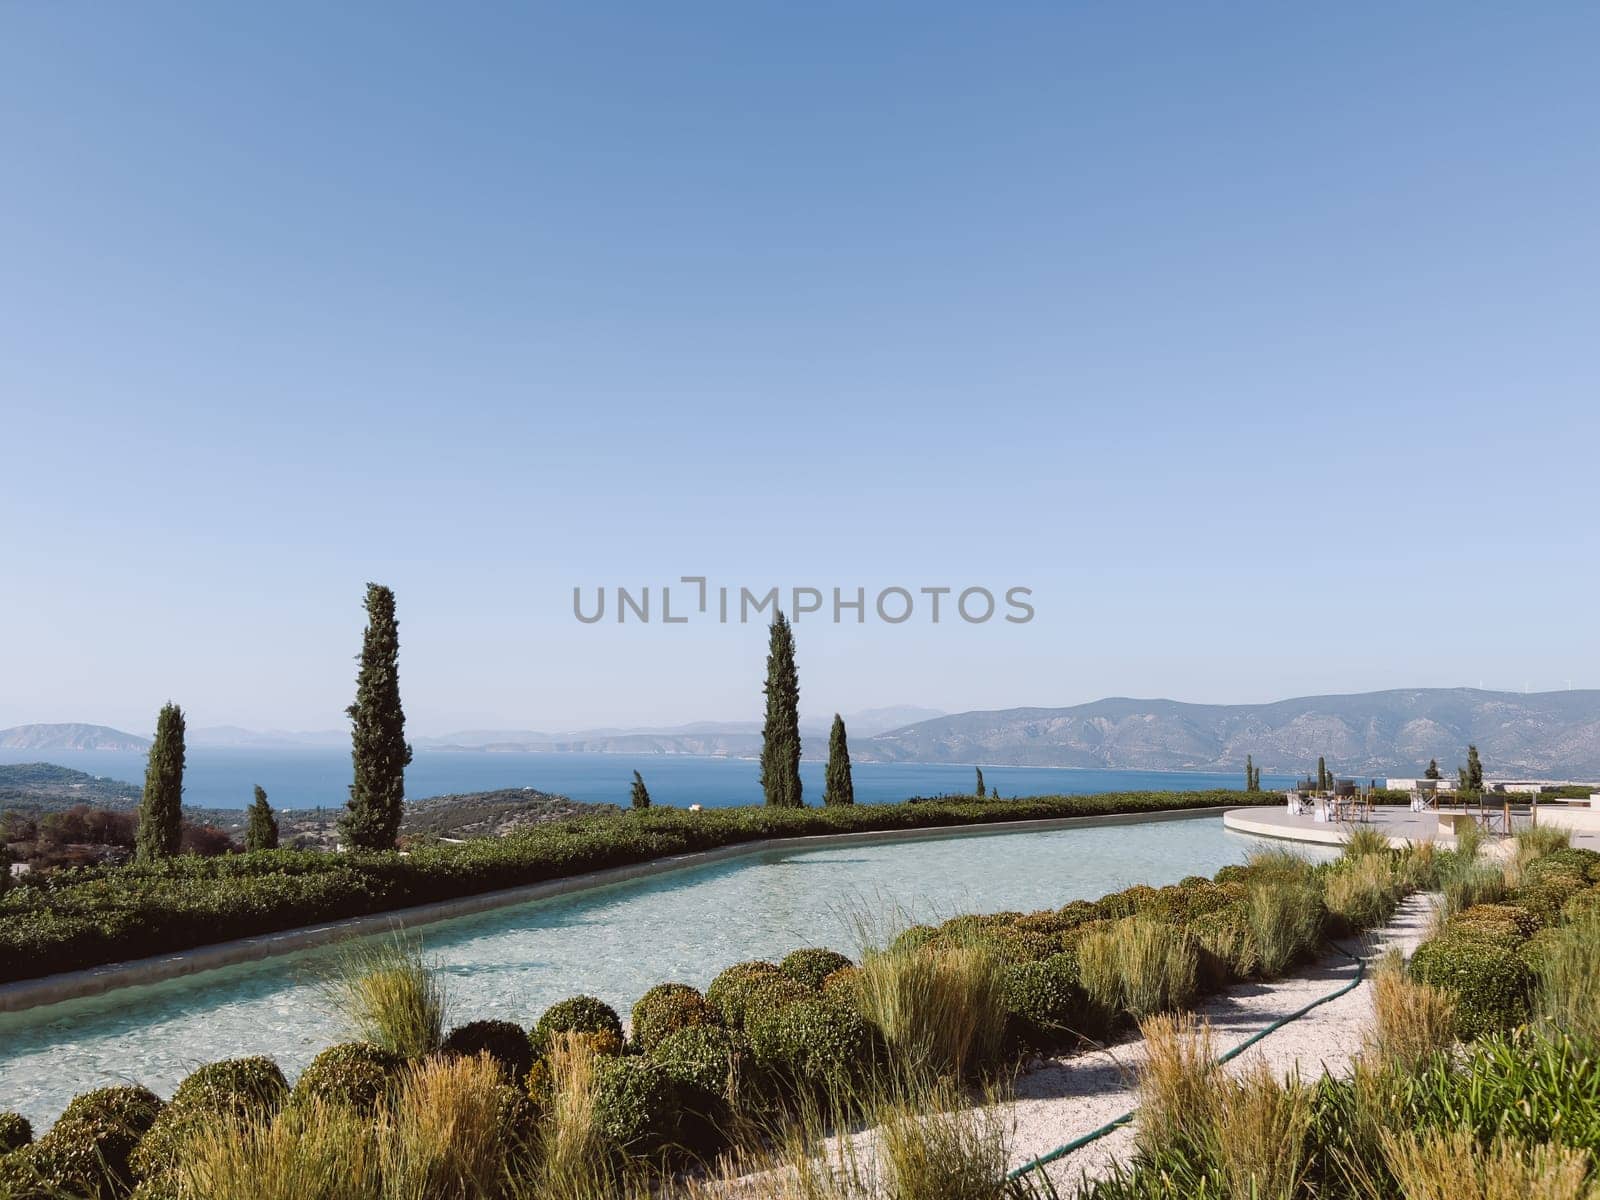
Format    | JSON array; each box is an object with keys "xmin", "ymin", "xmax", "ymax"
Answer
[
  {"xmin": 135, "ymin": 702, "xmax": 186, "ymax": 862},
  {"xmin": 1245, "ymin": 755, "xmax": 1255, "ymax": 792},
  {"xmin": 1317, "ymin": 756, "xmax": 1328, "ymax": 792},
  {"xmin": 1466, "ymin": 744, "xmax": 1484, "ymax": 792},
  {"xmin": 340, "ymin": 583, "xmax": 412, "ymax": 851},
  {"xmin": 246, "ymin": 785, "xmax": 279, "ymax": 851},
  {"xmin": 823, "ymin": 714, "xmax": 854, "ymax": 807},
  {"xmin": 630, "ymin": 770, "xmax": 652, "ymax": 810},
  {"xmin": 759, "ymin": 612, "xmax": 803, "ymax": 807},
  {"xmin": 975, "ymin": 767, "xmax": 986, "ymax": 799}
]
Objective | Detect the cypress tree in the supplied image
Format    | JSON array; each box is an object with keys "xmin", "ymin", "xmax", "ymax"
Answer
[
  {"xmin": 1317, "ymin": 756, "xmax": 1328, "ymax": 793},
  {"xmin": 1466, "ymin": 744, "xmax": 1484, "ymax": 792},
  {"xmin": 759, "ymin": 612, "xmax": 803, "ymax": 807},
  {"xmin": 0, "ymin": 843, "xmax": 12, "ymax": 896},
  {"xmin": 630, "ymin": 770, "xmax": 651, "ymax": 810},
  {"xmin": 1245, "ymin": 755, "xmax": 1255, "ymax": 792},
  {"xmin": 1425, "ymin": 758, "xmax": 1441, "ymax": 780},
  {"xmin": 245, "ymin": 785, "xmax": 278, "ymax": 851},
  {"xmin": 340, "ymin": 583, "xmax": 413, "ymax": 851},
  {"xmin": 823, "ymin": 714, "xmax": 855, "ymax": 806},
  {"xmin": 975, "ymin": 767, "xmax": 986, "ymax": 799},
  {"xmin": 135, "ymin": 702, "xmax": 186, "ymax": 862}
]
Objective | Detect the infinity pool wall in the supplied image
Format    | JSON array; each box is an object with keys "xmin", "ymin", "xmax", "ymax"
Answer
[{"xmin": 0, "ymin": 815, "xmax": 1327, "ymax": 1126}]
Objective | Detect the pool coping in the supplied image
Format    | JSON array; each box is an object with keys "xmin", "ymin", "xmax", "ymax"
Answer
[{"xmin": 0, "ymin": 805, "xmax": 1234, "ymax": 1014}]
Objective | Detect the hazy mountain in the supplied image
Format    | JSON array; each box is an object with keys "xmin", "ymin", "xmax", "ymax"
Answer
[
  {"xmin": 0, "ymin": 724, "xmax": 150, "ymax": 752},
  {"xmin": 857, "ymin": 689, "xmax": 1600, "ymax": 778},
  {"xmin": 416, "ymin": 707, "xmax": 945, "ymax": 756},
  {"xmin": 189, "ymin": 726, "xmax": 348, "ymax": 749}
]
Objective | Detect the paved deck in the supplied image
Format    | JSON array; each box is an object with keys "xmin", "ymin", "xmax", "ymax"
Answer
[{"xmin": 1224, "ymin": 804, "xmax": 1600, "ymax": 852}]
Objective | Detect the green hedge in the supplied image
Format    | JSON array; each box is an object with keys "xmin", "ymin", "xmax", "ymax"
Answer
[
  {"xmin": 0, "ymin": 791, "xmax": 1274, "ymax": 983},
  {"xmin": 1410, "ymin": 932, "xmax": 1533, "ymax": 1039},
  {"xmin": 289, "ymin": 1042, "xmax": 404, "ymax": 1113}
]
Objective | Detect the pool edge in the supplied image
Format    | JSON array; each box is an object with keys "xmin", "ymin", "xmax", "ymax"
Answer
[{"xmin": 0, "ymin": 806, "xmax": 1231, "ymax": 1013}]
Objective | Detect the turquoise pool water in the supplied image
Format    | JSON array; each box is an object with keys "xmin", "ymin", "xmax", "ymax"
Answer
[{"xmin": 0, "ymin": 816, "xmax": 1328, "ymax": 1126}]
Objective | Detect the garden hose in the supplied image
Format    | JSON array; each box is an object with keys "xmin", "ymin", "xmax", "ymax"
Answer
[{"xmin": 1005, "ymin": 939, "xmax": 1368, "ymax": 1181}]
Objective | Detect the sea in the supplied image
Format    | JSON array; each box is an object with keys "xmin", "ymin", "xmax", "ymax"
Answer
[{"xmin": 0, "ymin": 747, "xmax": 1293, "ymax": 812}]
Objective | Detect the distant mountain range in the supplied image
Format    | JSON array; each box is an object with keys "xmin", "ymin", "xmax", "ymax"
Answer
[
  {"xmin": 8, "ymin": 690, "xmax": 1600, "ymax": 776},
  {"xmin": 0, "ymin": 724, "xmax": 150, "ymax": 752},
  {"xmin": 855, "ymin": 689, "xmax": 1600, "ymax": 777}
]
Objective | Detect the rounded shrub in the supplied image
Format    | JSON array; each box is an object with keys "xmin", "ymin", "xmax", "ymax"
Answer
[
  {"xmin": 441, "ymin": 1019, "xmax": 536, "ymax": 1083},
  {"xmin": 706, "ymin": 961, "xmax": 808, "ymax": 1029},
  {"xmin": 168, "ymin": 1056, "xmax": 289, "ymax": 1120},
  {"xmin": 291, "ymin": 1041, "xmax": 404, "ymax": 1113},
  {"xmin": 56, "ymin": 1085, "xmax": 164, "ymax": 1138},
  {"xmin": 1527, "ymin": 847, "xmax": 1600, "ymax": 879},
  {"xmin": 1002, "ymin": 953, "xmax": 1088, "ymax": 1052},
  {"xmin": 1410, "ymin": 934, "xmax": 1533, "ymax": 1040},
  {"xmin": 131, "ymin": 1056, "xmax": 289, "ymax": 1188},
  {"xmin": 18, "ymin": 1086, "xmax": 163, "ymax": 1199},
  {"xmin": 779, "ymin": 947, "xmax": 854, "ymax": 991},
  {"xmin": 1561, "ymin": 885, "xmax": 1600, "ymax": 925},
  {"xmin": 980, "ymin": 924, "xmax": 1062, "ymax": 964},
  {"xmin": 532, "ymin": 995, "xmax": 624, "ymax": 1054},
  {"xmin": 648, "ymin": 1024, "xmax": 745, "ymax": 1154},
  {"xmin": 1456, "ymin": 903, "xmax": 1541, "ymax": 940},
  {"xmin": 1513, "ymin": 873, "xmax": 1589, "ymax": 924},
  {"xmin": 0, "ymin": 1111, "xmax": 31, "ymax": 1153},
  {"xmin": 1213, "ymin": 864, "xmax": 1249, "ymax": 885},
  {"xmin": 630, "ymin": 983, "xmax": 714, "ymax": 1053},
  {"xmin": 820, "ymin": 965, "xmax": 862, "ymax": 1007},
  {"xmin": 1096, "ymin": 884, "xmax": 1160, "ymax": 920},
  {"xmin": 649, "ymin": 1024, "xmax": 746, "ymax": 1103},
  {"xmin": 746, "ymin": 996, "xmax": 875, "ymax": 1092},
  {"xmin": 591, "ymin": 1055, "xmax": 683, "ymax": 1155},
  {"xmin": 889, "ymin": 925, "xmax": 938, "ymax": 955}
]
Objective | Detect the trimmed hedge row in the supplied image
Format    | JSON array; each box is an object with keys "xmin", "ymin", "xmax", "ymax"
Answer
[{"xmin": 0, "ymin": 791, "xmax": 1277, "ymax": 984}]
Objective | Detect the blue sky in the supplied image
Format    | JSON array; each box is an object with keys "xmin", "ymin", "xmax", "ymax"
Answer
[{"xmin": 2, "ymin": 3, "xmax": 1597, "ymax": 734}]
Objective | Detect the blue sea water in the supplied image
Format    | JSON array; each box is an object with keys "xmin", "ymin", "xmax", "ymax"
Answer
[{"xmin": 0, "ymin": 747, "xmax": 1291, "ymax": 811}]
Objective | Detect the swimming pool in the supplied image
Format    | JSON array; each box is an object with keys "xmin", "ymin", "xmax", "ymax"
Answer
[{"xmin": 0, "ymin": 815, "xmax": 1327, "ymax": 1126}]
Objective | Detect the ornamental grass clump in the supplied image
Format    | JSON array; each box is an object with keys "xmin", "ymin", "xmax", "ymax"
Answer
[
  {"xmin": 1323, "ymin": 853, "xmax": 1403, "ymax": 934},
  {"xmin": 854, "ymin": 934, "xmax": 1009, "ymax": 1084},
  {"xmin": 1082, "ymin": 917, "xmax": 1198, "ymax": 1019},
  {"xmin": 1532, "ymin": 909, "xmax": 1600, "ymax": 1047},
  {"xmin": 325, "ymin": 934, "xmax": 448, "ymax": 1058},
  {"xmin": 1379, "ymin": 1128, "xmax": 1594, "ymax": 1200},
  {"xmin": 1246, "ymin": 879, "xmax": 1323, "ymax": 979},
  {"xmin": 1365, "ymin": 948, "xmax": 1457, "ymax": 1072},
  {"xmin": 379, "ymin": 1052, "xmax": 530, "ymax": 1200},
  {"xmin": 161, "ymin": 1096, "xmax": 379, "ymax": 1200},
  {"xmin": 1133, "ymin": 1012, "xmax": 1216, "ymax": 1165},
  {"xmin": 1210, "ymin": 1059, "xmax": 1314, "ymax": 1200}
]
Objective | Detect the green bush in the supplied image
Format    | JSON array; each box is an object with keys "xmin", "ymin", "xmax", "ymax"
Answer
[
  {"xmin": 630, "ymin": 983, "xmax": 714, "ymax": 1053},
  {"xmin": 0, "ymin": 790, "xmax": 1278, "ymax": 984},
  {"xmin": 532, "ymin": 995, "xmax": 623, "ymax": 1054},
  {"xmin": 1452, "ymin": 903, "xmax": 1541, "ymax": 942},
  {"xmin": 705, "ymin": 961, "xmax": 808, "ymax": 1029},
  {"xmin": 1410, "ymin": 933, "xmax": 1534, "ymax": 1039},
  {"xmin": 290, "ymin": 1041, "xmax": 404, "ymax": 1112},
  {"xmin": 778, "ymin": 947, "xmax": 854, "ymax": 990},
  {"xmin": 1512, "ymin": 871, "xmax": 1589, "ymax": 924},
  {"xmin": 649, "ymin": 1024, "xmax": 746, "ymax": 1102},
  {"xmin": 0, "ymin": 1111, "xmax": 30, "ymax": 1153},
  {"xmin": 1525, "ymin": 847, "xmax": 1600, "ymax": 880},
  {"xmin": 746, "ymin": 996, "xmax": 875, "ymax": 1092},
  {"xmin": 131, "ymin": 1056, "xmax": 290, "ymax": 1187},
  {"xmin": 591, "ymin": 1055, "xmax": 683, "ymax": 1155},
  {"xmin": 1002, "ymin": 952, "xmax": 1089, "ymax": 1052},
  {"xmin": 11, "ymin": 1085, "xmax": 164, "ymax": 1199},
  {"xmin": 441, "ymin": 1019, "xmax": 535, "ymax": 1082},
  {"xmin": 888, "ymin": 925, "xmax": 939, "ymax": 955},
  {"xmin": 1561, "ymin": 884, "xmax": 1600, "ymax": 924}
]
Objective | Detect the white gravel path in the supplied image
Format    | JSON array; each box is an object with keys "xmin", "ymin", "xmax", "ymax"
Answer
[{"xmin": 1005, "ymin": 892, "xmax": 1438, "ymax": 1194}]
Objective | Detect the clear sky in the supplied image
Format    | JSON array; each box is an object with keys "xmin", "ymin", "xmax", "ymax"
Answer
[{"xmin": 2, "ymin": 3, "xmax": 1597, "ymax": 736}]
